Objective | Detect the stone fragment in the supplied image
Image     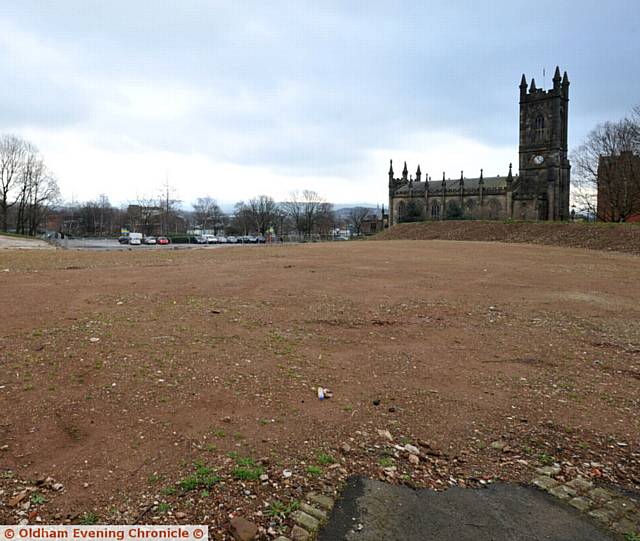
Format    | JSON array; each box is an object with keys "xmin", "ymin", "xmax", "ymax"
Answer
[
  {"xmin": 292, "ymin": 510, "xmax": 319, "ymax": 532},
  {"xmin": 308, "ymin": 493, "xmax": 334, "ymax": 511},
  {"xmin": 532, "ymin": 476, "xmax": 559, "ymax": 491},
  {"xmin": 408, "ymin": 454, "xmax": 420, "ymax": 465},
  {"xmin": 274, "ymin": 537, "xmax": 292, "ymax": 541},
  {"xmin": 612, "ymin": 518, "xmax": 637, "ymax": 535},
  {"xmin": 490, "ymin": 440, "xmax": 507, "ymax": 451},
  {"xmin": 604, "ymin": 498, "xmax": 636, "ymax": 517},
  {"xmin": 340, "ymin": 443, "xmax": 351, "ymax": 453},
  {"xmin": 536, "ymin": 465, "xmax": 560, "ymax": 477},
  {"xmin": 9, "ymin": 492, "xmax": 28, "ymax": 507},
  {"xmin": 404, "ymin": 444, "xmax": 419, "ymax": 455},
  {"xmin": 568, "ymin": 497, "xmax": 593, "ymax": 513},
  {"xmin": 377, "ymin": 429, "xmax": 393, "ymax": 442},
  {"xmin": 588, "ymin": 487, "xmax": 614, "ymax": 504},
  {"xmin": 175, "ymin": 512, "xmax": 186, "ymax": 520},
  {"xmin": 548, "ymin": 485, "xmax": 576, "ymax": 500},
  {"xmin": 290, "ymin": 526, "xmax": 309, "ymax": 541},
  {"xmin": 566, "ymin": 476, "xmax": 593, "ymax": 492},
  {"xmin": 230, "ymin": 516, "xmax": 258, "ymax": 541},
  {"xmin": 588, "ymin": 508, "xmax": 615, "ymax": 523},
  {"xmin": 300, "ymin": 503, "xmax": 327, "ymax": 521}
]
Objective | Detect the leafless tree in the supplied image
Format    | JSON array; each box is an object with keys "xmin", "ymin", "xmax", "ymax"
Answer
[
  {"xmin": 159, "ymin": 178, "xmax": 181, "ymax": 235},
  {"xmin": 347, "ymin": 207, "xmax": 371, "ymax": 236},
  {"xmin": 0, "ymin": 135, "xmax": 26, "ymax": 231},
  {"xmin": 13, "ymin": 142, "xmax": 60, "ymax": 235},
  {"xmin": 193, "ymin": 196, "xmax": 224, "ymax": 233},
  {"xmin": 246, "ymin": 195, "xmax": 278, "ymax": 235},
  {"xmin": 572, "ymin": 110, "xmax": 640, "ymax": 221},
  {"xmin": 282, "ymin": 190, "xmax": 334, "ymax": 238}
]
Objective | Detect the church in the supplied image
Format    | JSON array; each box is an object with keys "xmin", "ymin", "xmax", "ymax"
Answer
[{"xmin": 388, "ymin": 67, "xmax": 571, "ymax": 224}]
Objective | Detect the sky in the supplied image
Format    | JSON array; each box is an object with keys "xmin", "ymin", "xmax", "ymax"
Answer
[{"xmin": 1, "ymin": 0, "xmax": 639, "ymax": 207}]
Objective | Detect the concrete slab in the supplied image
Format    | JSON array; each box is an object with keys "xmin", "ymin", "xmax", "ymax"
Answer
[{"xmin": 318, "ymin": 477, "xmax": 616, "ymax": 541}]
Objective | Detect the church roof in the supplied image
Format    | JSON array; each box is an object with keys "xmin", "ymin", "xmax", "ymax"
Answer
[{"xmin": 394, "ymin": 175, "xmax": 511, "ymax": 194}]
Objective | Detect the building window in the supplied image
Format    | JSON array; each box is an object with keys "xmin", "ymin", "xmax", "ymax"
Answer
[
  {"xmin": 431, "ymin": 201, "xmax": 440, "ymax": 219},
  {"xmin": 398, "ymin": 201, "xmax": 406, "ymax": 220},
  {"xmin": 535, "ymin": 115, "xmax": 545, "ymax": 141}
]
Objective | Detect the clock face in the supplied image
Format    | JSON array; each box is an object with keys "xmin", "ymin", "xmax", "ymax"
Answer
[{"xmin": 533, "ymin": 155, "xmax": 545, "ymax": 165}]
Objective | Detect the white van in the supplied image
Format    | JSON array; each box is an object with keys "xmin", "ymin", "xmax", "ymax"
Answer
[{"xmin": 129, "ymin": 232, "xmax": 143, "ymax": 245}]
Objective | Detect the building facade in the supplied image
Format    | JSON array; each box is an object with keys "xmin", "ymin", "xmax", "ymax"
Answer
[
  {"xmin": 388, "ymin": 68, "xmax": 571, "ymax": 225},
  {"xmin": 597, "ymin": 151, "xmax": 640, "ymax": 222}
]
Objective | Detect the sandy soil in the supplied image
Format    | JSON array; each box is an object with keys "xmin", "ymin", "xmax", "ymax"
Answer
[{"xmin": 0, "ymin": 241, "xmax": 638, "ymax": 537}]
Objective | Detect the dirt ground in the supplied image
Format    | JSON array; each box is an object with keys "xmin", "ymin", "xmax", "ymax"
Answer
[
  {"xmin": 376, "ymin": 220, "xmax": 640, "ymax": 255},
  {"xmin": 1, "ymin": 240, "xmax": 639, "ymax": 537}
]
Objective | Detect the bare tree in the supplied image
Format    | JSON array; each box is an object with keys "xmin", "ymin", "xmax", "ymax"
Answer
[
  {"xmin": 282, "ymin": 190, "xmax": 333, "ymax": 238},
  {"xmin": 347, "ymin": 207, "xmax": 371, "ymax": 236},
  {"xmin": 12, "ymin": 142, "xmax": 60, "ymax": 235},
  {"xmin": 572, "ymin": 112, "xmax": 640, "ymax": 221},
  {"xmin": 247, "ymin": 195, "xmax": 278, "ymax": 235},
  {"xmin": 159, "ymin": 178, "xmax": 180, "ymax": 235},
  {"xmin": 193, "ymin": 196, "xmax": 224, "ymax": 233},
  {"xmin": 0, "ymin": 135, "xmax": 26, "ymax": 231}
]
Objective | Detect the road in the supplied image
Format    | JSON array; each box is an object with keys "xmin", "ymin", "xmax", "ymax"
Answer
[{"xmin": 318, "ymin": 477, "xmax": 616, "ymax": 541}]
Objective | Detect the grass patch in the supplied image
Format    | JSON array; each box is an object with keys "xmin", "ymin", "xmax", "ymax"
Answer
[
  {"xmin": 79, "ymin": 512, "xmax": 99, "ymax": 525},
  {"xmin": 306, "ymin": 466, "xmax": 322, "ymax": 476},
  {"xmin": 160, "ymin": 486, "xmax": 177, "ymax": 496},
  {"xmin": 157, "ymin": 503, "xmax": 171, "ymax": 514},
  {"xmin": 179, "ymin": 462, "xmax": 220, "ymax": 492},
  {"xmin": 317, "ymin": 453, "xmax": 335, "ymax": 465},
  {"xmin": 233, "ymin": 466, "xmax": 264, "ymax": 481},
  {"xmin": 31, "ymin": 493, "xmax": 46, "ymax": 505},
  {"xmin": 267, "ymin": 499, "xmax": 300, "ymax": 519},
  {"xmin": 538, "ymin": 453, "xmax": 555, "ymax": 466},
  {"xmin": 378, "ymin": 457, "xmax": 394, "ymax": 467}
]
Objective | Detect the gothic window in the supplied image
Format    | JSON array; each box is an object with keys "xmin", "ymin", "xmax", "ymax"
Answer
[
  {"xmin": 431, "ymin": 201, "xmax": 440, "ymax": 219},
  {"xmin": 534, "ymin": 115, "xmax": 545, "ymax": 141},
  {"xmin": 398, "ymin": 201, "xmax": 406, "ymax": 219},
  {"xmin": 487, "ymin": 198, "xmax": 502, "ymax": 219}
]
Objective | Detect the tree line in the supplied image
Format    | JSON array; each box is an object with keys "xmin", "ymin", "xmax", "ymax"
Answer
[
  {"xmin": 52, "ymin": 188, "xmax": 376, "ymax": 239},
  {"xmin": 0, "ymin": 135, "xmax": 60, "ymax": 234}
]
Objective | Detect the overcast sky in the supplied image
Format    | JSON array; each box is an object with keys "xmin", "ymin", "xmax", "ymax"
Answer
[{"xmin": 2, "ymin": 1, "xmax": 638, "ymax": 207}]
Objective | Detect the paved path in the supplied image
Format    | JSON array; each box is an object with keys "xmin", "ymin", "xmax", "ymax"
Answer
[
  {"xmin": 0, "ymin": 235, "xmax": 53, "ymax": 249},
  {"xmin": 318, "ymin": 477, "xmax": 615, "ymax": 541}
]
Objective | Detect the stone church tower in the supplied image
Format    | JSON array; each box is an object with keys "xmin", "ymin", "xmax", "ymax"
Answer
[
  {"xmin": 517, "ymin": 67, "xmax": 571, "ymax": 220},
  {"xmin": 387, "ymin": 68, "xmax": 571, "ymax": 225}
]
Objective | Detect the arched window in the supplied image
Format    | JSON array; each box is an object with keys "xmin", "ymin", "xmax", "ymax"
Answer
[
  {"xmin": 398, "ymin": 201, "xmax": 406, "ymax": 220},
  {"xmin": 431, "ymin": 201, "xmax": 440, "ymax": 219},
  {"xmin": 535, "ymin": 115, "xmax": 545, "ymax": 141}
]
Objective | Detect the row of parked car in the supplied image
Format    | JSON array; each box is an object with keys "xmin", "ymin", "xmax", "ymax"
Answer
[
  {"xmin": 118, "ymin": 233, "xmax": 170, "ymax": 245},
  {"xmin": 194, "ymin": 235, "xmax": 267, "ymax": 244}
]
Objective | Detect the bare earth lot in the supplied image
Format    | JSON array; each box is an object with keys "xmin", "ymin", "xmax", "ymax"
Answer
[{"xmin": 1, "ymin": 241, "xmax": 639, "ymax": 537}]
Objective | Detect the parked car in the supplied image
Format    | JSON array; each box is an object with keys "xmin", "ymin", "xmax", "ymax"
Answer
[
  {"xmin": 227, "ymin": 236, "xmax": 238, "ymax": 244},
  {"xmin": 129, "ymin": 232, "xmax": 143, "ymax": 245},
  {"xmin": 217, "ymin": 236, "xmax": 227, "ymax": 243},
  {"xmin": 244, "ymin": 235, "xmax": 257, "ymax": 243},
  {"xmin": 144, "ymin": 236, "xmax": 157, "ymax": 245},
  {"xmin": 205, "ymin": 234, "xmax": 218, "ymax": 244},
  {"xmin": 256, "ymin": 236, "xmax": 266, "ymax": 243},
  {"xmin": 194, "ymin": 236, "xmax": 208, "ymax": 244},
  {"xmin": 118, "ymin": 235, "xmax": 130, "ymax": 244},
  {"xmin": 157, "ymin": 237, "xmax": 170, "ymax": 245}
]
